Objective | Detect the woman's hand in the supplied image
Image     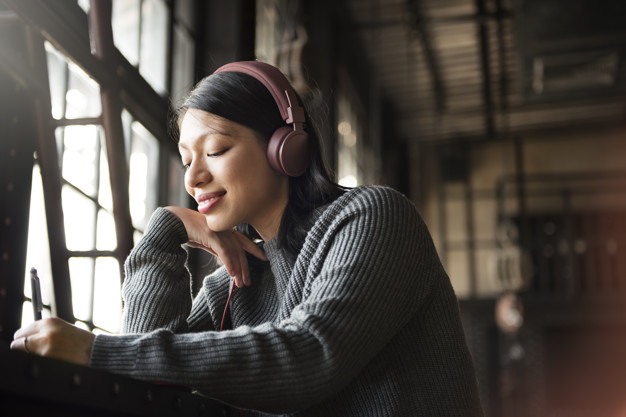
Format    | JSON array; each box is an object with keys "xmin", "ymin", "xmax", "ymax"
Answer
[
  {"xmin": 165, "ymin": 206, "xmax": 267, "ymax": 288},
  {"xmin": 10, "ymin": 318, "xmax": 95, "ymax": 365}
]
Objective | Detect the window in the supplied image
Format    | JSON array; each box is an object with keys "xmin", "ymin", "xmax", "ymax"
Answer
[
  {"xmin": 171, "ymin": 0, "xmax": 196, "ymax": 103},
  {"xmin": 112, "ymin": 0, "xmax": 170, "ymax": 95},
  {"xmin": 20, "ymin": 1, "xmax": 197, "ymax": 333},
  {"xmin": 337, "ymin": 94, "xmax": 360, "ymax": 187},
  {"xmin": 335, "ymin": 70, "xmax": 379, "ymax": 187},
  {"xmin": 22, "ymin": 43, "xmax": 124, "ymax": 332}
]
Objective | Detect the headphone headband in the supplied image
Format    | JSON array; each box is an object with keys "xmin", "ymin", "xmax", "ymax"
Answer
[{"xmin": 214, "ymin": 61, "xmax": 306, "ymax": 126}]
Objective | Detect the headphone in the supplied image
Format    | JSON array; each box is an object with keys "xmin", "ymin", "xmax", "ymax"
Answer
[{"xmin": 214, "ymin": 61, "xmax": 311, "ymax": 177}]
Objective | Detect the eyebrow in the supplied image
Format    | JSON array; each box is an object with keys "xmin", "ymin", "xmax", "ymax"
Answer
[{"xmin": 178, "ymin": 126, "xmax": 232, "ymax": 150}]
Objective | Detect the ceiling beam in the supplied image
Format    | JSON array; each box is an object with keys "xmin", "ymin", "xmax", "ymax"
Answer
[
  {"xmin": 475, "ymin": 0, "xmax": 495, "ymax": 139},
  {"xmin": 407, "ymin": 0, "xmax": 446, "ymax": 112}
]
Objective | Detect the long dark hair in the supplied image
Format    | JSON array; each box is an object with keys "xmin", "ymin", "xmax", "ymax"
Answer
[{"xmin": 173, "ymin": 68, "xmax": 345, "ymax": 263}]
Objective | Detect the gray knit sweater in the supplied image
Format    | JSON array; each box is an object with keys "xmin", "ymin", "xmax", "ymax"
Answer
[{"xmin": 90, "ymin": 186, "xmax": 483, "ymax": 416}]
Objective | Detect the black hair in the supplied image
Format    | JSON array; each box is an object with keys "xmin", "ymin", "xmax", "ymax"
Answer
[{"xmin": 173, "ymin": 69, "xmax": 346, "ymax": 263}]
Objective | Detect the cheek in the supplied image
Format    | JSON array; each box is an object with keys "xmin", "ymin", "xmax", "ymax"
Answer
[{"xmin": 231, "ymin": 149, "xmax": 273, "ymax": 178}]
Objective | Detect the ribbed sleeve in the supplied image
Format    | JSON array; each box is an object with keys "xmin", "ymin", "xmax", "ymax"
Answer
[
  {"xmin": 89, "ymin": 187, "xmax": 484, "ymax": 417},
  {"xmin": 119, "ymin": 208, "xmax": 193, "ymax": 333}
]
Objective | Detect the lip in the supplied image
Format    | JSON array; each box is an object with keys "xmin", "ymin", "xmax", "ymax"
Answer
[{"xmin": 196, "ymin": 191, "xmax": 226, "ymax": 214}]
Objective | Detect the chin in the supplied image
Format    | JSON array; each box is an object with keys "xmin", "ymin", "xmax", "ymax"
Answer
[{"xmin": 205, "ymin": 219, "xmax": 234, "ymax": 234}]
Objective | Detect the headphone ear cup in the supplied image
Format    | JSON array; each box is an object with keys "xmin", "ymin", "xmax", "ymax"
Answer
[{"xmin": 267, "ymin": 126, "xmax": 311, "ymax": 177}]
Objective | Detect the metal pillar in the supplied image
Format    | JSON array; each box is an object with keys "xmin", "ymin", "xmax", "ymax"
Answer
[
  {"xmin": 88, "ymin": 0, "xmax": 134, "ymax": 269},
  {"xmin": 0, "ymin": 19, "xmax": 38, "ymax": 340}
]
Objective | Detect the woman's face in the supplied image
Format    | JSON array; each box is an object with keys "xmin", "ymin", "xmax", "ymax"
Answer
[{"xmin": 178, "ymin": 108, "xmax": 289, "ymax": 240}]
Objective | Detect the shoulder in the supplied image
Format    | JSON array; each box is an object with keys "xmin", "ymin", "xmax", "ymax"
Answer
[
  {"xmin": 328, "ymin": 185, "xmax": 420, "ymax": 220},
  {"xmin": 305, "ymin": 186, "xmax": 424, "ymax": 245},
  {"xmin": 299, "ymin": 186, "xmax": 438, "ymax": 280}
]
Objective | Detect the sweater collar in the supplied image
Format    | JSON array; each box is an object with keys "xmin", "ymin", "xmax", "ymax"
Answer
[{"xmin": 261, "ymin": 202, "xmax": 331, "ymax": 263}]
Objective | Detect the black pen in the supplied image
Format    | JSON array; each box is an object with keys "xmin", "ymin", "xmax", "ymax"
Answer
[{"xmin": 30, "ymin": 267, "xmax": 43, "ymax": 321}]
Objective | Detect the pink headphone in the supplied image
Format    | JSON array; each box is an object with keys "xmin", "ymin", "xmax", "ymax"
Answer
[{"xmin": 214, "ymin": 61, "xmax": 311, "ymax": 177}]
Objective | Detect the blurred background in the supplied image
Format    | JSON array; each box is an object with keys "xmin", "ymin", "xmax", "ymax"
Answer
[{"xmin": 1, "ymin": 0, "xmax": 625, "ymax": 416}]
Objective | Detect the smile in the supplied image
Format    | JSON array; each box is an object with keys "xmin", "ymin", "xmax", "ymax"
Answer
[{"xmin": 196, "ymin": 191, "xmax": 226, "ymax": 214}]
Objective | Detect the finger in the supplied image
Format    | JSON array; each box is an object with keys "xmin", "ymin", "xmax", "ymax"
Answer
[
  {"xmin": 9, "ymin": 336, "xmax": 29, "ymax": 352},
  {"xmin": 189, "ymin": 237, "xmax": 242, "ymax": 286},
  {"xmin": 233, "ymin": 231, "xmax": 267, "ymax": 261},
  {"xmin": 213, "ymin": 239, "xmax": 242, "ymax": 285},
  {"xmin": 238, "ymin": 248, "xmax": 251, "ymax": 286},
  {"xmin": 11, "ymin": 327, "xmax": 44, "ymax": 353},
  {"xmin": 230, "ymin": 248, "xmax": 244, "ymax": 288},
  {"xmin": 186, "ymin": 241, "xmax": 218, "ymax": 256},
  {"xmin": 13, "ymin": 320, "xmax": 42, "ymax": 340}
]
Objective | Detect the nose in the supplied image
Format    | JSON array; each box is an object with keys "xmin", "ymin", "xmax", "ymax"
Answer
[{"xmin": 184, "ymin": 158, "xmax": 212, "ymax": 192}]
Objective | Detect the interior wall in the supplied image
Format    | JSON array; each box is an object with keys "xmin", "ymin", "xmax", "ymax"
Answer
[{"xmin": 420, "ymin": 124, "xmax": 626, "ymax": 299}]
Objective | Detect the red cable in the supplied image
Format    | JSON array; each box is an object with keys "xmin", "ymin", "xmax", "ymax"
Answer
[
  {"xmin": 219, "ymin": 279, "xmax": 245, "ymax": 416},
  {"xmin": 220, "ymin": 278, "xmax": 237, "ymax": 332}
]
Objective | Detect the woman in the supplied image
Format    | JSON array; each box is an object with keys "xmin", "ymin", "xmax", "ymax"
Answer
[{"xmin": 12, "ymin": 61, "xmax": 483, "ymax": 416}]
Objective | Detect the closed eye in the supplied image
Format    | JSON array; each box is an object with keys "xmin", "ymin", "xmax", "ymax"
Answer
[
  {"xmin": 181, "ymin": 148, "xmax": 228, "ymax": 169},
  {"xmin": 208, "ymin": 148, "xmax": 228, "ymax": 158}
]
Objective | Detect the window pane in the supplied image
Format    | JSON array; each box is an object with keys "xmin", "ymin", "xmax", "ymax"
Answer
[
  {"xmin": 60, "ymin": 125, "xmax": 100, "ymax": 197},
  {"xmin": 133, "ymin": 230, "xmax": 144, "ymax": 246},
  {"xmin": 96, "ymin": 209, "xmax": 117, "ymax": 251},
  {"xmin": 23, "ymin": 164, "xmax": 53, "ymax": 326},
  {"xmin": 93, "ymin": 257, "xmax": 121, "ymax": 332},
  {"xmin": 68, "ymin": 257, "xmax": 94, "ymax": 321},
  {"xmin": 77, "ymin": 0, "xmax": 90, "ymax": 14},
  {"xmin": 168, "ymin": 153, "xmax": 187, "ymax": 206},
  {"xmin": 129, "ymin": 121, "xmax": 160, "ymax": 230},
  {"xmin": 112, "ymin": 0, "xmax": 141, "ymax": 66},
  {"xmin": 62, "ymin": 185, "xmax": 97, "ymax": 251},
  {"xmin": 139, "ymin": 0, "xmax": 169, "ymax": 94},
  {"xmin": 75, "ymin": 320, "xmax": 91, "ymax": 330},
  {"xmin": 255, "ymin": 0, "xmax": 280, "ymax": 64},
  {"xmin": 171, "ymin": 24, "xmax": 195, "ymax": 104},
  {"xmin": 337, "ymin": 95, "xmax": 361, "ymax": 187},
  {"xmin": 54, "ymin": 123, "xmax": 65, "ymax": 171},
  {"xmin": 45, "ymin": 42, "xmax": 68, "ymax": 120},
  {"xmin": 121, "ymin": 108, "xmax": 133, "ymax": 161},
  {"xmin": 65, "ymin": 61, "xmax": 101, "ymax": 118},
  {"xmin": 98, "ymin": 140, "xmax": 113, "ymax": 211},
  {"xmin": 175, "ymin": 0, "xmax": 195, "ymax": 30},
  {"xmin": 21, "ymin": 302, "xmax": 52, "ymax": 328}
]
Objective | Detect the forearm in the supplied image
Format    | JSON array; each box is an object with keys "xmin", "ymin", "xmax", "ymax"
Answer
[
  {"xmin": 90, "ymin": 321, "xmax": 340, "ymax": 413},
  {"xmin": 121, "ymin": 208, "xmax": 193, "ymax": 333}
]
